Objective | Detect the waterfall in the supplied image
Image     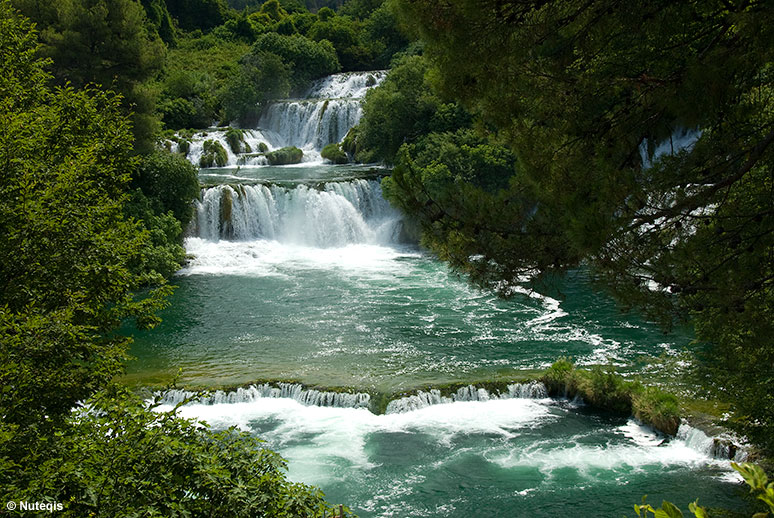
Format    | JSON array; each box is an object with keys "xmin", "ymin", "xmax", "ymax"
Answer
[
  {"xmin": 193, "ymin": 178, "xmax": 400, "ymax": 247},
  {"xmin": 159, "ymin": 381, "xmax": 548, "ymax": 414},
  {"xmin": 160, "ymin": 383, "xmax": 371, "ymax": 409},
  {"xmin": 384, "ymin": 382, "xmax": 549, "ymax": 414},
  {"xmin": 259, "ymin": 99, "xmax": 363, "ymax": 151},
  {"xmin": 675, "ymin": 423, "xmax": 748, "ymax": 461},
  {"xmin": 174, "ymin": 71, "xmax": 386, "ymax": 167},
  {"xmin": 258, "ymin": 70, "xmax": 387, "ymax": 152}
]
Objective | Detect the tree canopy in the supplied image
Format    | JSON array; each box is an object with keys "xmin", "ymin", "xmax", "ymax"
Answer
[{"xmin": 379, "ymin": 0, "xmax": 774, "ymax": 450}]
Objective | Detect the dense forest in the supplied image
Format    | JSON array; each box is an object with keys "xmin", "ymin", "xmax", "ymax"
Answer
[{"xmin": 1, "ymin": 0, "xmax": 772, "ymax": 516}]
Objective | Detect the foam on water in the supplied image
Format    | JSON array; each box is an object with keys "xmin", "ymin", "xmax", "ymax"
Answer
[
  {"xmin": 181, "ymin": 239, "xmax": 420, "ymax": 278},
  {"xmin": 305, "ymin": 70, "xmax": 388, "ymax": 100},
  {"xmin": 157, "ymin": 396, "xmax": 734, "ymax": 493}
]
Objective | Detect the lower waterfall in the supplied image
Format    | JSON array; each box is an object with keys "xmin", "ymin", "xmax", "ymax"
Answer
[{"xmin": 192, "ymin": 178, "xmax": 400, "ymax": 246}]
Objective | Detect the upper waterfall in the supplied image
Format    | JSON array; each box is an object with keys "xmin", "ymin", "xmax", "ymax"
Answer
[
  {"xmin": 259, "ymin": 70, "xmax": 387, "ymax": 153},
  {"xmin": 174, "ymin": 70, "xmax": 387, "ymax": 167}
]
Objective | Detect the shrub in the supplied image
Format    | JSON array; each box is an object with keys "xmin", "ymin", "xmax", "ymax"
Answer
[
  {"xmin": 266, "ymin": 146, "xmax": 303, "ymax": 165},
  {"xmin": 632, "ymin": 386, "xmax": 681, "ymax": 436},
  {"xmin": 177, "ymin": 138, "xmax": 190, "ymax": 156},
  {"xmin": 200, "ymin": 139, "xmax": 228, "ymax": 168},
  {"xmin": 224, "ymin": 127, "xmax": 252, "ymax": 154},
  {"xmin": 321, "ymin": 143, "xmax": 348, "ymax": 164},
  {"xmin": 17, "ymin": 386, "xmax": 339, "ymax": 517},
  {"xmin": 539, "ymin": 359, "xmax": 681, "ymax": 436},
  {"xmin": 252, "ymin": 32, "xmax": 340, "ymax": 90},
  {"xmin": 135, "ymin": 151, "xmax": 201, "ymax": 228}
]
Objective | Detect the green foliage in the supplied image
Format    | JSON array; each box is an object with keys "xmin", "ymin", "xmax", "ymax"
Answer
[
  {"xmin": 140, "ymin": 0, "xmax": 177, "ymax": 45},
  {"xmin": 266, "ymin": 146, "xmax": 304, "ymax": 165},
  {"xmin": 13, "ymin": 0, "xmax": 167, "ymax": 153},
  {"xmin": 160, "ymin": 36, "xmax": 251, "ymax": 128},
  {"xmin": 391, "ymin": 0, "xmax": 774, "ymax": 451},
  {"xmin": 220, "ymin": 49, "xmax": 290, "ymax": 125},
  {"xmin": 4, "ymin": 385, "xmax": 338, "ymax": 517},
  {"xmin": 225, "ymin": 127, "xmax": 253, "ymax": 154},
  {"xmin": 200, "ymin": 139, "xmax": 229, "ymax": 167},
  {"xmin": 252, "ymin": 32, "xmax": 340, "ymax": 90},
  {"xmin": 0, "ymin": 0, "xmax": 170, "ymax": 446},
  {"xmin": 633, "ymin": 463, "xmax": 774, "ymax": 518},
  {"xmin": 307, "ymin": 13, "xmax": 371, "ymax": 70},
  {"xmin": 321, "ymin": 142, "xmax": 348, "ymax": 163},
  {"xmin": 133, "ymin": 151, "xmax": 201, "ymax": 228},
  {"xmin": 123, "ymin": 190, "xmax": 188, "ymax": 279},
  {"xmin": 733, "ymin": 462, "xmax": 774, "ymax": 515},
  {"xmin": 356, "ymin": 55, "xmax": 441, "ymax": 163},
  {"xmin": 178, "ymin": 138, "xmax": 191, "ymax": 156},
  {"xmin": 258, "ymin": 141, "xmax": 269, "ymax": 153},
  {"xmin": 539, "ymin": 360, "xmax": 680, "ymax": 435},
  {"xmin": 165, "ymin": 0, "xmax": 229, "ymax": 32}
]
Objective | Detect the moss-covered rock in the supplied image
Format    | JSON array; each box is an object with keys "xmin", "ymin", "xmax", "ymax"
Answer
[
  {"xmin": 257, "ymin": 142, "xmax": 268, "ymax": 153},
  {"xmin": 225, "ymin": 127, "xmax": 249, "ymax": 154},
  {"xmin": 266, "ymin": 146, "xmax": 303, "ymax": 165},
  {"xmin": 199, "ymin": 139, "xmax": 228, "ymax": 168},
  {"xmin": 177, "ymin": 138, "xmax": 190, "ymax": 156},
  {"xmin": 321, "ymin": 143, "xmax": 348, "ymax": 164},
  {"xmin": 540, "ymin": 358, "xmax": 681, "ymax": 436}
]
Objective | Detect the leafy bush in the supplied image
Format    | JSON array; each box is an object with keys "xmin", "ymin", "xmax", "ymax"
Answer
[
  {"xmin": 123, "ymin": 190, "xmax": 188, "ymax": 279},
  {"xmin": 220, "ymin": 50, "xmax": 290, "ymax": 126},
  {"xmin": 10, "ymin": 386, "xmax": 338, "ymax": 517},
  {"xmin": 134, "ymin": 151, "xmax": 201, "ymax": 227},
  {"xmin": 266, "ymin": 146, "xmax": 304, "ymax": 165},
  {"xmin": 539, "ymin": 359, "xmax": 680, "ymax": 436},
  {"xmin": 634, "ymin": 463, "xmax": 774, "ymax": 517},
  {"xmin": 321, "ymin": 143, "xmax": 348, "ymax": 164},
  {"xmin": 356, "ymin": 55, "xmax": 444, "ymax": 163},
  {"xmin": 252, "ymin": 32, "xmax": 340, "ymax": 91},
  {"xmin": 178, "ymin": 138, "xmax": 191, "ymax": 156},
  {"xmin": 225, "ymin": 127, "xmax": 252, "ymax": 154},
  {"xmin": 200, "ymin": 139, "xmax": 229, "ymax": 167}
]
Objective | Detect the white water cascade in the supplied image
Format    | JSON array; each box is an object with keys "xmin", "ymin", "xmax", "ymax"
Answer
[
  {"xmin": 385, "ymin": 382, "xmax": 549, "ymax": 414},
  {"xmin": 175, "ymin": 70, "xmax": 387, "ymax": 167},
  {"xmin": 192, "ymin": 178, "xmax": 400, "ymax": 246},
  {"xmin": 160, "ymin": 383, "xmax": 371, "ymax": 409},
  {"xmin": 259, "ymin": 70, "xmax": 387, "ymax": 154}
]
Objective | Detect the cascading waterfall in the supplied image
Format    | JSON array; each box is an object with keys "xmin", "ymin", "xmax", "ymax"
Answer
[
  {"xmin": 160, "ymin": 383, "xmax": 371, "ymax": 409},
  {"xmin": 174, "ymin": 70, "xmax": 386, "ymax": 167},
  {"xmin": 192, "ymin": 178, "xmax": 400, "ymax": 246},
  {"xmin": 675, "ymin": 423, "xmax": 748, "ymax": 461},
  {"xmin": 385, "ymin": 382, "xmax": 549, "ymax": 414},
  {"xmin": 259, "ymin": 71, "xmax": 387, "ymax": 152},
  {"xmin": 259, "ymin": 99, "xmax": 363, "ymax": 151}
]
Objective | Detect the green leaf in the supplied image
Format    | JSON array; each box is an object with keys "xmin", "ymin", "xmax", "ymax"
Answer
[{"xmin": 654, "ymin": 501, "xmax": 683, "ymax": 518}]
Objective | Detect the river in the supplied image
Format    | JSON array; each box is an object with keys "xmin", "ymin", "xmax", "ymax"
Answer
[{"xmin": 126, "ymin": 71, "xmax": 743, "ymax": 517}]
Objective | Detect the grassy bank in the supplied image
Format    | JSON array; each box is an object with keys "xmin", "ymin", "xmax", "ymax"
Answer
[{"xmin": 539, "ymin": 358, "xmax": 681, "ymax": 436}]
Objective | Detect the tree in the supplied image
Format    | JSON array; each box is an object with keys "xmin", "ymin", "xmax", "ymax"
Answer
[
  {"xmin": 252, "ymin": 32, "xmax": 340, "ymax": 90},
  {"xmin": 389, "ymin": 0, "xmax": 774, "ymax": 450},
  {"xmin": 220, "ymin": 49, "xmax": 290, "ymax": 125},
  {"xmin": 17, "ymin": 386, "xmax": 337, "ymax": 517},
  {"xmin": 12, "ymin": 0, "xmax": 167, "ymax": 153},
  {"xmin": 0, "ymin": 0, "xmax": 170, "ymax": 452},
  {"xmin": 165, "ymin": 0, "xmax": 229, "ymax": 32}
]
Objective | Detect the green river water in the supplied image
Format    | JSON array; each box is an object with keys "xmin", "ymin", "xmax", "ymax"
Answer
[{"xmin": 125, "ymin": 162, "xmax": 745, "ymax": 517}]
